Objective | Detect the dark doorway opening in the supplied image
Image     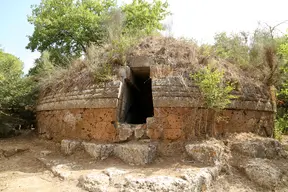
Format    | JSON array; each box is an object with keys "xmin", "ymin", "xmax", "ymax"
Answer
[{"xmin": 124, "ymin": 67, "xmax": 154, "ymax": 124}]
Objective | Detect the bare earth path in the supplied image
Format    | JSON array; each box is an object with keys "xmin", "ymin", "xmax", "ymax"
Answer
[{"xmin": 0, "ymin": 131, "xmax": 86, "ymax": 192}]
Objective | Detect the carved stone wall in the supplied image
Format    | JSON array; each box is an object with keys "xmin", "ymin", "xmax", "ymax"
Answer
[
  {"xmin": 36, "ymin": 73, "xmax": 274, "ymax": 142},
  {"xmin": 147, "ymin": 76, "xmax": 274, "ymax": 141},
  {"xmin": 36, "ymin": 81, "xmax": 122, "ymax": 141}
]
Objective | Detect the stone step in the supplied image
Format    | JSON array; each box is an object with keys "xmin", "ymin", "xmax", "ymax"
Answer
[{"xmin": 61, "ymin": 139, "xmax": 157, "ymax": 165}]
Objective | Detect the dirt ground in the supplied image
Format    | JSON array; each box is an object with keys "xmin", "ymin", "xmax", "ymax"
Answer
[
  {"xmin": 0, "ymin": 131, "xmax": 83, "ymax": 192},
  {"xmin": 0, "ymin": 131, "xmax": 287, "ymax": 192}
]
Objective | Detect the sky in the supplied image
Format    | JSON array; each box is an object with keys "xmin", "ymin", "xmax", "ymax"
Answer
[{"xmin": 0, "ymin": 0, "xmax": 288, "ymax": 74}]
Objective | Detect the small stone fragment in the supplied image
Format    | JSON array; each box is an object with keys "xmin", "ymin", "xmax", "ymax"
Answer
[
  {"xmin": 134, "ymin": 124, "xmax": 146, "ymax": 139},
  {"xmin": 40, "ymin": 150, "xmax": 52, "ymax": 157},
  {"xmin": 61, "ymin": 140, "xmax": 81, "ymax": 155},
  {"xmin": 118, "ymin": 126, "xmax": 134, "ymax": 141},
  {"xmin": 2, "ymin": 147, "xmax": 29, "ymax": 157}
]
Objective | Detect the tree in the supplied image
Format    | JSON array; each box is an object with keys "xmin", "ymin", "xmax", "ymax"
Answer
[
  {"xmin": 0, "ymin": 50, "xmax": 36, "ymax": 137},
  {"xmin": 213, "ymin": 32, "xmax": 249, "ymax": 66},
  {"xmin": 27, "ymin": 0, "xmax": 117, "ymax": 65},
  {"xmin": 27, "ymin": 0, "xmax": 169, "ymax": 66},
  {"xmin": 122, "ymin": 0, "xmax": 169, "ymax": 35},
  {"xmin": 191, "ymin": 65, "xmax": 236, "ymax": 110},
  {"xmin": 28, "ymin": 51, "xmax": 55, "ymax": 76},
  {"xmin": 0, "ymin": 50, "xmax": 27, "ymax": 108}
]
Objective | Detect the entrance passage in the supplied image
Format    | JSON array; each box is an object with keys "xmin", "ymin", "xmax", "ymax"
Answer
[{"xmin": 124, "ymin": 67, "xmax": 154, "ymax": 124}]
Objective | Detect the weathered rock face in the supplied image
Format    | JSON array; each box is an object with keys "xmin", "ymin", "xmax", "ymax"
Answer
[
  {"xmin": 229, "ymin": 134, "xmax": 288, "ymax": 159},
  {"xmin": 113, "ymin": 142, "xmax": 157, "ymax": 165},
  {"xmin": 78, "ymin": 173, "xmax": 110, "ymax": 192},
  {"xmin": 82, "ymin": 142, "xmax": 114, "ymax": 160},
  {"xmin": 77, "ymin": 167, "xmax": 222, "ymax": 192},
  {"xmin": 243, "ymin": 159, "xmax": 282, "ymax": 190},
  {"xmin": 61, "ymin": 140, "xmax": 81, "ymax": 155},
  {"xmin": 185, "ymin": 140, "xmax": 225, "ymax": 165},
  {"xmin": 231, "ymin": 139, "xmax": 283, "ymax": 159},
  {"xmin": 226, "ymin": 133, "xmax": 288, "ymax": 190},
  {"xmin": 37, "ymin": 108, "xmax": 118, "ymax": 142}
]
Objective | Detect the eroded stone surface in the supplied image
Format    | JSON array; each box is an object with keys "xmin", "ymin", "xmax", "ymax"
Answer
[
  {"xmin": 102, "ymin": 168, "xmax": 128, "ymax": 188},
  {"xmin": 146, "ymin": 107, "xmax": 274, "ymax": 142},
  {"xmin": 82, "ymin": 142, "xmax": 114, "ymax": 160},
  {"xmin": 185, "ymin": 140, "xmax": 224, "ymax": 165},
  {"xmin": 40, "ymin": 150, "xmax": 52, "ymax": 157},
  {"xmin": 125, "ymin": 175, "xmax": 190, "ymax": 192},
  {"xmin": 77, "ymin": 166, "xmax": 222, "ymax": 192},
  {"xmin": 113, "ymin": 142, "xmax": 157, "ymax": 165},
  {"xmin": 61, "ymin": 140, "xmax": 81, "ymax": 155},
  {"xmin": 37, "ymin": 109, "xmax": 118, "ymax": 142},
  {"xmin": 230, "ymin": 136, "xmax": 286, "ymax": 159},
  {"xmin": 78, "ymin": 173, "xmax": 110, "ymax": 192},
  {"xmin": 243, "ymin": 159, "xmax": 282, "ymax": 190},
  {"xmin": 0, "ymin": 147, "xmax": 29, "ymax": 158},
  {"xmin": 117, "ymin": 125, "xmax": 133, "ymax": 141},
  {"xmin": 134, "ymin": 124, "xmax": 146, "ymax": 139}
]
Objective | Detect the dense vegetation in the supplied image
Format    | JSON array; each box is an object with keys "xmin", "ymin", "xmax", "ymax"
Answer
[
  {"xmin": 26, "ymin": 0, "xmax": 169, "ymax": 66},
  {"xmin": 0, "ymin": 49, "xmax": 36, "ymax": 136},
  {"xmin": 1, "ymin": 0, "xmax": 288, "ymax": 139}
]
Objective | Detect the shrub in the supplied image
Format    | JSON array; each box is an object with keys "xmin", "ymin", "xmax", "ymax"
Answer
[
  {"xmin": 190, "ymin": 64, "xmax": 237, "ymax": 110},
  {"xmin": 274, "ymin": 114, "xmax": 288, "ymax": 141},
  {"xmin": 213, "ymin": 32, "xmax": 249, "ymax": 66}
]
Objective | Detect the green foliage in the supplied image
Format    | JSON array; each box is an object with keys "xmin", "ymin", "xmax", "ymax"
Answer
[
  {"xmin": 199, "ymin": 44, "xmax": 214, "ymax": 58},
  {"xmin": 275, "ymin": 32, "xmax": 288, "ymax": 108},
  {"xmin": 0, "ymin": 50, "xmax": 36, "ymax": 136},
  {"xmin": 213, "ymin": 32, "xmax": 249, "ymax": 66},
  {"xmin": 122, "ymin": 0, "xmax": 169, "ymax": 35},
  {"xmin": 0, "ymin": 50, "xmax": 35, "ymax": 108},
  {"xmin": 104, "ymin": 9, "xmax": 143, "ymax": 66},
  {"xmin": 28, "ymin": 51, "xmax": 55, "ymax": 76},
  {"xmin": 27, "ymin": 0, "xmax": 117, "ymax": 65},
  {"xmin": 212, "ymin": 29, "xmax": 282, "ymax": 68},
  {"xmin": 191, "ymin": 65, "xmax": 236, "ymax": 110},
  {"xmin": 274, "ymin": 114, "xmax": 288, "ymax": 141},
  {"xmin": 27, "ymin": 0, "xmax": 169, "ymax": 66}
]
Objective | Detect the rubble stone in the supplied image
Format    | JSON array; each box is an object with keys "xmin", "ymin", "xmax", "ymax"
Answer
[
  {"xmin": 78, "ymin": 173, "xmax": 110, "ymax": 192},
  {"xmin": 82, "ymin": 142, "xmax": 114, "ymax": 160},
  {"xmin": 61, "ymin": 140, "xmax": 81, "ymax": 155},
  {"xmin": 185, "ymin": 140, "xmax": 224, "ymax": 165},
  {"xmin": 114, "ymin": 142, "xmax": 157, "ymax": 165},
  {"xmin": 230, "ymin": 138, "xmax": 285, "ymax": 159},
  {"xmin": 243, "ymin": 159, "xmax": 281, "ymax": 189}
]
